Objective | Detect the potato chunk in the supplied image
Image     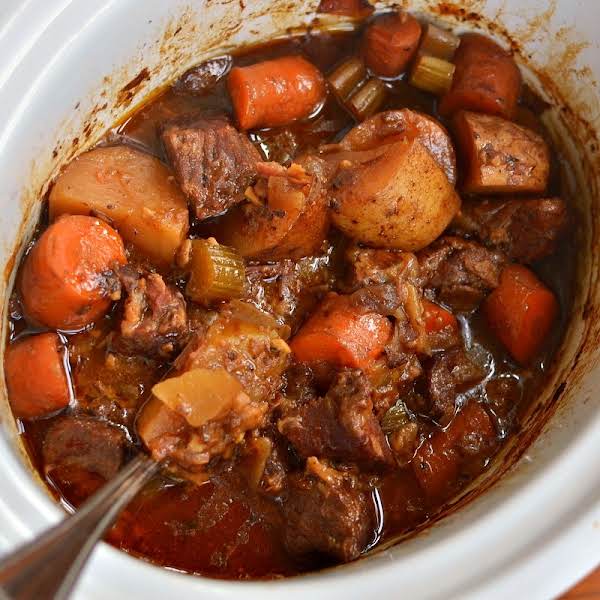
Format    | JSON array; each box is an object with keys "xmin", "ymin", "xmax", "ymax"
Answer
[
  {"xmin": 49, "ymin": 145, "xmax": 189, "ymax": 267},
  {"xmin": 328, "ymin": 137, "xmax": 460, "ymax": 251},
  {"xmin": 452, "ymin": 111, "xmax": 550, "ymax": 194}
]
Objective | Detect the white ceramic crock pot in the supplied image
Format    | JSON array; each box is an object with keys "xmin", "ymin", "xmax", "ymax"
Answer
[{"xmin": 0, "ymin": 1, "xmax": 599, "ymax": 598}]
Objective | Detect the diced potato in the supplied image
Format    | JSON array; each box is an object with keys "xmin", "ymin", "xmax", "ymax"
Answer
[
  {"xmin": 452, "ymin": 111, "xmax": 550, "ymax": 194},
  {"xmin": 329, "ymin": 137, "xmax": 461, "ymax": 251},
  {"xmin": 49, "ymin": 145, "xmax": 189, "ymax": 267}
]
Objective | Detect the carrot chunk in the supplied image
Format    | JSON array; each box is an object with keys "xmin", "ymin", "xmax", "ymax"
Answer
[
  {"xmin": 363, "ymin": 11, "xmax": 422, "ymax": 78},
  {"xmin": 413, "ymin": 401, "xmax": 495, "ymax": 498},
  {"xmin": 227, "ymin": 56, "xmax": 326, "ymax": 130},
  {"xmin": 422, "ymin": 299, "xmax": 458, "ymax": 334},
  {"xmin": 483, "ymin": 264, "xmax": 558, "ymax": 365},
  {"xmin": 20, "ymin": 215, "xmax": 127, "ymax": 330},
  {"xmin": 439, "ymin": 33, "xmax": 521, "ymax": 119},
  {"xmin": 5, "ymin": 333, "xmax": 71, "ymax": 419},
  {"xmin": 290, "ymin": 293, "xmax": 392, "ymax": 370}
]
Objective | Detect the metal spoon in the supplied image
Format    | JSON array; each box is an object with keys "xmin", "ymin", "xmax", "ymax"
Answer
[{"xmin": 0, "ymin": 453, "xmax": 159, "ymax": 600}]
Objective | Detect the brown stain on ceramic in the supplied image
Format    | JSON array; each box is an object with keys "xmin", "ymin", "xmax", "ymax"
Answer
[{"xmin": 116, "ymin": 67, "xmax": 151, "ymax": 107}]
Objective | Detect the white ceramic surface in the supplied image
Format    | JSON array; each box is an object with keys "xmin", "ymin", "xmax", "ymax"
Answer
[{"xmin": 0, "ymin": 1, "xmax": 599, "ymax": 598}]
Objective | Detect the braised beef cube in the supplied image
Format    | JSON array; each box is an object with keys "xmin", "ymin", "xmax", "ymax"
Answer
[
  {"xmin": 282, "ymin": 458, "xmax": 372, "ymax": 562},
  {"xmin": 116, "ymin": 266, "xmax": 188, "ymax": 358},
  {"xmin": 427, "ymin": 347, "xmax": 485, "ymax": 426},
  {"xmin": 452, "ymin": 198, "xmax": 569, "ymax": 264},
  {"xmin": 161, "ymin": 114, "xmax": 261, "ymax": 220},
  {"xmin": 279, "ymin": 370, "xmax": 394, "ymax": 469},
  {"xmin": 347, "ymin": 246, "xmax": 414, "ymax": 288},
  {"xmin": 43, "ymin": 416, "xmax": 126, "ymax": 504},
  {"xmin": 418, "ymin": 236, "xmax": 506, "ymax": 311}
]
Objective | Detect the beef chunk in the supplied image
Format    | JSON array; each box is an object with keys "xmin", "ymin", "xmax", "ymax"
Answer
[
  {"xmin": 427, "ymin": 347, "xmax": 485, "ymax": 425},
  {"xmin": 116, "ymin": 266, "xmax": 187, "ymax": 358},
  {"xmin": 346, "ymin": 247, "xmax": 428, "ymax": 354},
  {"xmin": 244, "ymin": 252, "xmax": 332, "ymax": 332},
  {"xmin": 418, "ymin": 236, "xmax": 507, "ymax": 310},
  {"xmin": 452, "ymin": 198, "xmax": 568, "ymax": 263},
  {"xmin": 279, "ymin": 370, "xmax": 393, "ymax": 469},
  {"xmin": 43, "ymin": 416, "xmax": 126, "ymax": 503},
  {"xmin": 282, "ymin": 457, "xmax": 372, "ymax": 562},
  {"xmin": 161, "ymin": 114, "xmax": 261, "ymax": 219}
]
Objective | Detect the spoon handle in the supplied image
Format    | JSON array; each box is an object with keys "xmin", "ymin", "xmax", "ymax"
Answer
[{"xmin": 0, "ymin": 454, "xmax": 158, "ymax": 600}]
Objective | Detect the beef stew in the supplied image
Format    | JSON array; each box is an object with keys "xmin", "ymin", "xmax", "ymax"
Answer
[{"xmin": 4, "ymin": 5, "xmax": 577, "ymax": 580}]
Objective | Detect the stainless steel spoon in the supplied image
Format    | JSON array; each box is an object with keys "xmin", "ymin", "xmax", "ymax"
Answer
[{"xmin": 0, "ymin": 454, "xmax": 159, "ymax": 600}]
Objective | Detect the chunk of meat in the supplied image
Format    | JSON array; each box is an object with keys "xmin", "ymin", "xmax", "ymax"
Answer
[
  {"xmin": 228, "ymin": 56, "xmax": 326, "ymax": 130},
  {"xmin": 453, "ymin": 111, "xmax": 550, "ymax": 195},
  {"xmin": 43, "ymin": 416, "xmax": 126, "ymax": 503},
  {"xmin": 20, "ymin": 215, "xmax": 126, "ymax": 330},
  {"xmin": 279, "ymin": 370, "xmax": 394, "ymax": 468},
  {"xmin": 5, "ymin": 333, "xmax": 71, "ymax": 419},
  {"xmin": 413, "ymin": 401, "xmax": 496, "ymax": 498},
  {"xmin": 339, "ymin": 109, "xmax": 457, "ymax": 185},
  {"xmin": 220, "ymin": 157, "xmax": 329, "ymax": 260},
  {"xmin": 151, "ymin": 368, "xmax": 270, "ymax": 473},
  {"xmin": 289, "ymin": 293, "xmax": 393, "ymax": 370},
  {"xmin": 427, "ymin": 347, "xmax": 485, "ymax": 425},
  {"xmin": 451, "ymin": 197, "xmax": 569, "ymax": 263},
  {"xmin": 244, "ymin": 253, "xmax": 332, "ymax": 331},
  {"xmin": 418, "ymin": 236, "xmax": 507, "ymax": 310},
  {"xmin": 347, "ymin": 247, "xmax": 428, "ymax": 353},
  {"xmin": 138, "ymin": 301, "xmax": 290, "ymax": 473},
  {"xmin": 115, "ymin": 266, "xmax": 188, "ymax": 358},
  {"xmin": 282, "ymin": 457, "xmax": 372, "ymax": 562},
  {"xmin": 439, "ymin": 33, "xmax": 521, "ymax": 119},
  {"xmin": 362, "ymin": 11, "xmax": 422, "ymax": 78},
  {"xmin": 173, "ymin": 56, "xmax": 232, "ymax": 96},
  {"xmin": 161, "ymin": 114, "xmax": 261, "ymax": 220},
  {"xmin": 485, "ymin": 375, "xmax": 522, "ymax": 424}
]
